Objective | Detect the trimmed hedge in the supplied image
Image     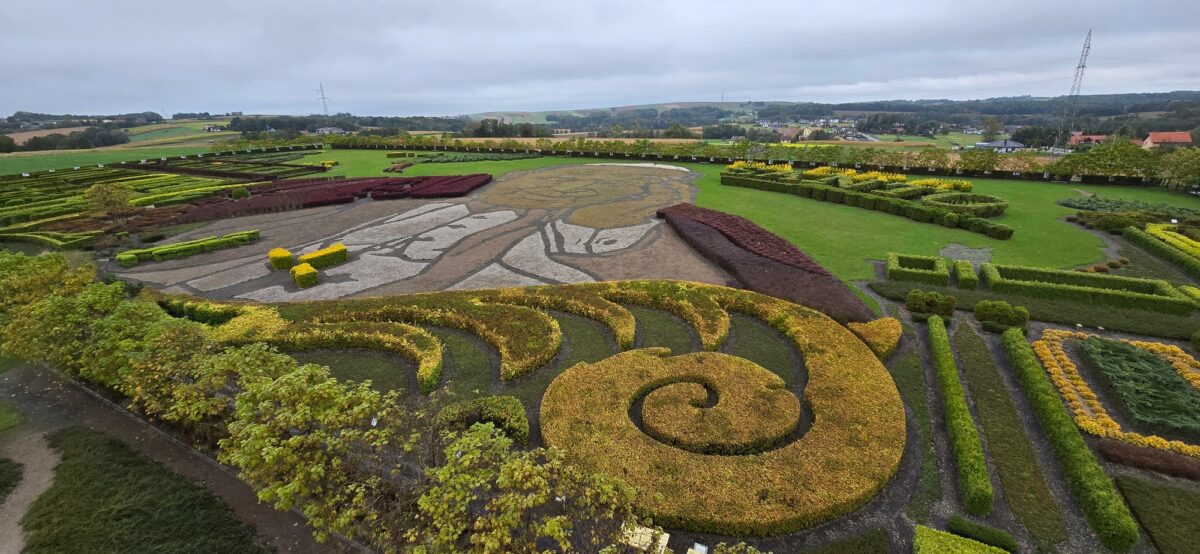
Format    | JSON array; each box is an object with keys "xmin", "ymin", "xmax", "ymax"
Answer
[
  {"xmin": 291, "ymin": 263, "xmax": 318, "ymax": 288},
  {"xmin": 922, "ymin": 192, "xmax": 1008, "ymax": 217},
  {"xmin": 886, "ymin": 253, "xmax": 950, "ymax": 286},
  {"xmin": 1001, "ymin": 329, "xmax": 1139, "ymax": 552},
  {"xmin": 913, "ymin": 526, "xmax": 1006, "ymax": 554},
  {"xmin": 928, "ymin": 316, "xmax": 994, "ymax": 515},
  {"xmin": 117, "ymin": 230, "xmax": 259, "ymax": 267},
  {"xmin": 720, "ymin": 174, "xmax": 1014, "ymax": 239},
  {"xmin": 297, "ymin": 242, "xmax": 347, "ymax": 269},
  {"xmin": 973, "ymin": 300, "xmax": 1028, "ymax": 331},
  {"xmin": 1124, "ymin": 226, "xmax": 1200, "ymax": 279},
  {"xmin": 906, "ymin": 289, "xmax": 956, "ymax": 318},
  {"xmin": 436, "ymin": 396, "xmax": 529, "ymax": 445},
  {"xmin": 954, "ymin": 259, "xmax": 979, "ymax": 289},
  {"xmin": 981, "ymin": 262, "xmax": 1194, "ymax": 315},
  {"xmin": 947, "ymin": 515, "xmax": 1018, "ymax": 553},
  {"xmin": 268, "ymin": 247, "xmax": 294, "ymax": 270},
  {"xmin": 158, "ymin": 297, "xmax": 243, "ymax": 325}
]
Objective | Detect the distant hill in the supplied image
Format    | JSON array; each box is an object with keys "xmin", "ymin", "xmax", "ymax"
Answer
[{"xmin": 471, "ymin": 101, "xmax": 792, "ymax": 124}]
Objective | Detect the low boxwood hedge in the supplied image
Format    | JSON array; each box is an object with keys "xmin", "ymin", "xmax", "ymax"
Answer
[
  {"xmin": 117, "ymin": 230, "xmax": 259, "ymax": 267},
  {"xmin": 928, "ymin": 316, "xmax": 994, "ymax": 515},
  {"xmin": 291, "ymin": 263, "xmax": 318, "ymax": 288},
  {"xmin": 886, "ymin": 253, "xmax": 950, "ymax": 286},
  {"xmin": 913, "ymin": 525, "xmax": 1006, "ymax": 553},
  {"xmin": 980, "ymin": 262, "xmax": 1194, "ymax": 315},
  {"xmin": 922, "ymin": 192, "xmax": 1009, "ymax": 217},
  {"xmin": 954, "ymin": 260, "xmax": 979, "ymax": 289},
  {"xmin": 1001, "ymin": 329, "xmax": 1139, "ymax": 552},
  {"xmin": 946, "ymin": 515, "xmax": 1018, "ymax": 553},
  {"xmin": 297, "ymin": 242, "xmax": 348, "ymax": 269}
]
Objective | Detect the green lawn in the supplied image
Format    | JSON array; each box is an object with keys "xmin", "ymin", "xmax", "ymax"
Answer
[
  {"xmin": 0, "ymin": 146, "xmax": 214, "ymax": 175},
  {"xmin": 21, "ymin": 426, "xmax": 266, "ymax": 553},
  {"xmin": 889, "ymin": 342, "xmax": 939, "ymax": 523},
  {"xmin": 0, "ymin": 458, "xmax": 20, "ymax": 506},
  {"xmin": 298, "ymin": 150, "xmax": 1200, "ymax": 282},
  {"xmin": 1116, "ymin": 475, "xmax": 1200, "ymax": 554}
]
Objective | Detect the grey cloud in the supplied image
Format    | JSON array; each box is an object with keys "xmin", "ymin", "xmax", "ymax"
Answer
[{"xmin": 1, "ymin": 0, "xmax": 1198, "ymax": 116}]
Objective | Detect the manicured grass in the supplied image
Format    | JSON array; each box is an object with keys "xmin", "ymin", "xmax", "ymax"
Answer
[
  {"xmin": 1115, "ymin": 475, "xmax": 1200, "ymax": 554},
  {"xmin": 0, "ymin": 457, "xmax": 20, "ymax": 506},
  {"xmin": 1108, "ymin": 234, "xmax": 1197, "ymax": 283},
  {"xmin": 629, "ymin": 304, "xmax": 698, "ymax": 353},
  {"xmin": 889, "ymin": 347, "xmax": 940, "ymax": 523},
  {"xmin": 0, "ymin": 402, "xmax": 19, "ymax": 433},
  {"xmin": 800, "ymin": 527, "xmax": 890, "ymax": 553},
  {"xmin": 953, "ymin": 325, "xmax": 1068, "ymax": 550},
  {"xmin": 307, "ymin": 149, "xmax": 1200, "ymax": 282},
  {"xmin": 0, "ymin": 146, "xmax": 213, "ymax": 175},
  {"xmin": 724, "ymin": 313, "xmax": 800, "ymax": 387},
  {"xmin": 21, "ymin": 426, "xmax": 265, "ymax": 553}
]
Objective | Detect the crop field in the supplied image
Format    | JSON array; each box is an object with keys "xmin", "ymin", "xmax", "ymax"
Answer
[{"xmin": 3, "ymin": 142, "xmax": 1200, "ymax": 553}]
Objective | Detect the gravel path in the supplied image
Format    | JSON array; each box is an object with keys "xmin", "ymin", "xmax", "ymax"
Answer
[{"xmin": 0, "ymin": 429, "xmax": 58, "ymax": 553}]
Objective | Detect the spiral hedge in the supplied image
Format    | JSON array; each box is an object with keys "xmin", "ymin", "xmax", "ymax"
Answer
[
  {"xmin": 921, "ymin": 192, "xmax": 1009, "ymax": 217},
  {"xmin": 540, "ymin": 290, "xmax": 906, "ymax": 536}
]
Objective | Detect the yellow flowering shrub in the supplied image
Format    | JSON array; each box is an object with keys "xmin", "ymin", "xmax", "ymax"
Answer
[
  {"xmin": 1032, "ymin": 329, "xmax": 1200, "ymax": 458},
  {"xmin": 909, "ymin": 178, "xmax": 973, "ymax": 192},
  {"xmin": 1147, "ymin": 224, "xmax": 1200, "ymax": 260},
  {"xmin": 848, "ymin": 317, "xmax": 902, "ymax": 358},
  {"xmin": 270, "ymin": 321, "xmax": 444, "ymax": 394},
  {"xmin": 210, "ymin": 307, "xmax": 290, "ymax": 344},
  {"xmin": 801, "ymin": 166, "xmax": 907, "ymax": 183},
  {"xmin": 267, "ymin": 247, "xmax": 294, "ymax": 270},
  {"xmin": 725, "ymin": 160, "xmax": 793, "ymax": 173}
]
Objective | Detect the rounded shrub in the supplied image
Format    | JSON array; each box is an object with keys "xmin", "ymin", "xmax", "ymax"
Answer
[{"xmin": 231, "ymin": 187, "xmax": 250, "ymax": 200}]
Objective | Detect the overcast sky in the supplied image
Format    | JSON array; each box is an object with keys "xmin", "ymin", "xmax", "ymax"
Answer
[{"xmin": 3, "ymin": 0, "xmax": 1199, "ymax": 117}]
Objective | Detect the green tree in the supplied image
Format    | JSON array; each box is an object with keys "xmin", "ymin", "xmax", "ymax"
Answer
[
  {"xmin": 982, "ymin": 116, "xmax": 1004, "ymax": 142},
  {"xmin": 1159, "ymin": 147, "xmax": 1200, "ymax": 186},
  {"xmin": 1, "ymin": 283, "xmax": 126, "ymax": 374},
  {"xmin": 0, "ymin": 135, "xmax": 15, "ymax": 153},
  {"xmin": 84, "ymin": 181, "xmax": 135, "ymax": 218},
  {"xmin": 124, "ymin": 317, "xmax": 218, "ymax": 424},
  {"xmin": 409, "ymin": 423, "xmax": 636, "ymax": 554},
  {"xmin": 79, "ymin": 300, "xmax": 167, "ymax": 388},
  {"xmin": 957, "ymin": 148, "xmax": 1001, "ymax": 172},
  {"xmin": 0, "ymin": 252, "xmax": 93, "ymax": 324},
  {"xmin": 662, "ymin": 124, "xmax": 696, "ymax": 139}
]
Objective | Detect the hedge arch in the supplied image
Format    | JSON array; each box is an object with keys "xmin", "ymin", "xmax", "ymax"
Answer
[
  {"xmin": 540, "ymin": 294, "xmax": 906, "ymax": 536},
  {"xmin": 921, "ymin": 192, "xmax": 1009, "ymax": 217}
]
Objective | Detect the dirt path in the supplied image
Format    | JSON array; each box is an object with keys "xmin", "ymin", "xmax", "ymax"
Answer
[
  {"xmin": 0, "ymin": 363, "xmax": 357, "ymax": 553},
  {"xmin": 0, "ymin": 429, "xmax": 58, "ymax": 553}
]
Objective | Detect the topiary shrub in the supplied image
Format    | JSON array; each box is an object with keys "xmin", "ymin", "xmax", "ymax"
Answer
[
  {"xmin": 906, "ymin": 289, "xmax": 955, "ymax": 320},
  {"xmin": 922, "ymin": 192, "xmax": 1008, "ymax": 217},
  {"xmin": 928, "ymin": 316, "xmax": 994, "ymax": 515},
  {"xmin": 974, "ymin": 300, "xmax": 1029, "ymax": 333},
  {"xmin": 298, "ymin": 243, "xmax": 348, "ymax": 269},
  {"xmin": 268, "ymin": 247, "xmax": 294, "ymax": 270},
  {"xmin": 231, "ymin": 187, "xmax": 250, "ymax": 200},
  {"xmin": 1106, "ymin": 260, "xmax": 1122, "ymax": 268},
  {"xmin": 942, "ymin": 212, "xmax": 960, "ymax": 228},
  {"xmin": 953, "ymin": 260, "xmax": 978, "ymax": 290},
  {"xmin": 290, "ymin": 263, "xmax": 318, "ymax": 288}
]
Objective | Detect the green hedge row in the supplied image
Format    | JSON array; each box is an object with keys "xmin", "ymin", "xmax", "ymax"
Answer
[
  {"xmin": 721, "ymin": 174, "xmax": 1014, "ymax": 239},
  {"xmin": 922, "ymin": 192, "xmax": 1009, "ymax": 217},
  {"xmin": 116, "ymin": 230, "xmax": 260, "ymax": 267},
  {"xmin": 980, "ymin": 263, "xmax": 1194, "ymax": 315},
  {"xmin": 1123, "ymin": 226, "xmax": 1200, "ymax": 280},
  {"xmin": 947, "ymin": 515, "xmax": 1018, "ymax": 553},
  {"xmin": 886, "ymin": 253, "xmax": 950, "ymax": 286},
  {"xmin": 1000, "ymin": 329, "xmax": 1139, "ymax": 552},
  {"xmin": 973, "ymin": 300, "xmax": 1028, "ymax": 330},
  {"xmin": 436, "ymin": 396, "xmax": 529, "ymax": 445},
  {"xmin": 928, "ymin": 316, "xmax": 994, "ymax": 516},
  {"xmin": 158, "ymin": 297, "xmax": 243, "ymax": 325},
  {"xmin": 0, "ymin": 230, "xmax": 101, "ymax": 250},
  {"xmin": 954, "ymin": 259, "xmax": 979, "ymax": 290},
  {"xmin": 907, "ymin": 289, "xmax": 956, "ymax": 318},
  {"xmin": 914, "ymin": 525, "xmax": 1006, "ymax": 553}
]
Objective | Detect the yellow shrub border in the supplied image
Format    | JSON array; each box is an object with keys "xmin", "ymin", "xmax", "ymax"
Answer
[{"xmin": 1032, "ymin": 329, "xmax": 1200, "ymax": 458}]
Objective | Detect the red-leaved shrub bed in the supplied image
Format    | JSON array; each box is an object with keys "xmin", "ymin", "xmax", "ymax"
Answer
[
  {"xmin": 1099, "ymin": 438, "xmax": 1200, "ymax": 481},
  {"xmin": 659, "ymin": 204, "xmax": 874, "ymax": 323},
  {"xmin": 657, "ymin": 203, "xmax": 832, "ymax": 275}
]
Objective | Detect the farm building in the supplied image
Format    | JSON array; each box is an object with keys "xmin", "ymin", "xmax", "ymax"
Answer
[
  {"xmin": 974, "ymin": 139, "xmax": 1025, "ymax": 153},
  {"xmin": 315, "ymin": 127, "xmax": 348, "ymax": 135},
  {"xmin": 1068, "ymin": 131, "xmax": 1109, "ymax": 147},
  {"xmin": 1142, "ymin": 131, "xmax": 1194, "ymax": 149}
]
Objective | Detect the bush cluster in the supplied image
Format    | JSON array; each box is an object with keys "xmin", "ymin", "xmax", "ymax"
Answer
[
  {"xmin": 906, "ymin": 289, "xmax": 956, "ymax": 318},
  {"xmin": 158, "ymin": 297, "xmax": 243, "ymax": 325},
  {"xmin": 886, "ymin": 253, "xmax": 950, "ymax": 286},
  {"xmin": 973, "ymin": 300, "xmax": 1028, "ymax": 332},
  {"xmin": 721, "ymin": 174, "xmax": 1014, "ymax": 239},
  {"xmin": 297, "ymin": 242, "xmax": 348, "ymax": 270},
  {"xmin": 291, "ymin": 263, "xmax": 318, "ymax": 288},
  {"xmin": 268, "ymin": 247, "xmax": 294, "ymax": 270},
  {"xmin": 1123, "ymin": 226, "xmax": 1200, "ymax": 279},
  {"xmin": 437, "ymin": 396, "xmax": 529, "ymax": 445},
  {"xmin": 953, "ymin": 259, "xmax": 978, "ymax": 289},
  {"xmin": 1001, "ymin": 329, "xmax": 1139, "ymax": 552},
  {"xmin": 921, "ymin": 192, "xmax": 1008, "ymax": 217},
  {"xmin": 928, "ymin": 316, "xmax": 994, "ymax": 515},
  {"xmin": 116, "ymin": 230, "xmax": 260, "ymax": 267},
  {"xmin": 980, "ymin": 262, "xmax": 1195, "ymax": 315}
]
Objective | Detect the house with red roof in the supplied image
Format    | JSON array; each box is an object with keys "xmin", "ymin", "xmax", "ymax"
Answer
[
  {"xmin": 1142, "ymin": 131, "xmax": 1194, "ymax": 149},
  {"xmin": 1068, "ymin": 131, "xmax": 1109, "ymax": 148}
]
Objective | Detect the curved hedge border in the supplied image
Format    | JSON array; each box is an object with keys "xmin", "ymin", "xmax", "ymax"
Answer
[
  {"xmin": 721, "ymin": 174, "xmax": 1014, "ymax": 239},
  {"xmin": 1124, "ymin": 226, "xmax": 1200, "ymax": 279},
  {"xmin": 1001, "ymin": 328, "xmax": 1139, "ymax": 552},
  {"xmin": 436, "ymin": 396, "xmax": 529, "ymax": 445},
  {"xmin": 928, "ymin": 316, "xmax": 994, "ymax": 515},
  {"xmin": 541, "ymin": 288, "xmax": 905, "ymax": 536},
  {"xmin": 922, "ymin": 192, "xmax": 1008, "ymax": 217}
]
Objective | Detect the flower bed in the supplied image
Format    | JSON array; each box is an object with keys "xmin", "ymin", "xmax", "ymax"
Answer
[
  {"xmin": 1123, "ymin": 226, "xmax": 1200, "ymax": 279},
  {"xmin": 657, "ymin": 203, "xmax": 875, "ymax": 323},
  {"xmin": 922, "ymin": 192, "xmax": 1008, "ymax": 217},
  {"xmin": 1080, "ymin": 336, "xmax": 1200, "ymax": 437},
  {"xmin": 1031, "ymin": 329, "xmax": 1200, "ymax": 459},
  {"xmin": 1147, "ymin": 223, "xmax": 1200, "ymax": 259}
]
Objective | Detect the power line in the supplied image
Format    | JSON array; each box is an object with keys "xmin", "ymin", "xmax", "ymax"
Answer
[
  {"xmin": 317, "ymin": 83, "xmax": 331, "ymax": 116},
  {"xmin": 1054, "ymin": 29, "xmax": 1092, "ymax": 151}
]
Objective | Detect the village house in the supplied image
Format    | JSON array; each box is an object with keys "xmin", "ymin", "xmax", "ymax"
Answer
[{"xmin": 1142, "ymin": 131, "xmax": 1194, "ymax": 149}]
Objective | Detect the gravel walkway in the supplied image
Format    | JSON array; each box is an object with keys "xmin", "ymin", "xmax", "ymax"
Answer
[{"xmin": 0, "ymin": 429, "xmax": 58, "ymax": 553}]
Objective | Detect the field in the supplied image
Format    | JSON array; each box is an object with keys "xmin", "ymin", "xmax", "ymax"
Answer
[
  {"xmin": 0, "ymin": 145, "xmax": 215, "ymax": 174},
  {"xmin": 3, "ymin": 142, "xmax": 1200, "ymax": 552},
  {"xmin": 2, "ymin": 126, "xmax": 92, "ymax": 145}
]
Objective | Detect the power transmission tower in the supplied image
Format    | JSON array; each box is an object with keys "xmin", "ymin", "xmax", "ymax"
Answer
[
  {"xmin": 317, "ymin": 83, "xmax": 331, "ymax": 116},
  {"xmin": 1054, "ymin": 29, "xmax": 1092, "ymax": 151}
]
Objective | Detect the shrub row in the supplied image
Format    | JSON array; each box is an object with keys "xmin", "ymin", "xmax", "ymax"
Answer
[
  {"xmin": 1099, "ymin": 438, "xmax": 1200, "ymax": 482},
  {"xmin": 886, "ymin": 253, "xmax": 950, "ymax": 286},
  {"xmin": 1123, "ymin": 226, "xmax": 1200, "ymax": 279},
  {"xmin": 1000, "ymin": 329, "xmax": 1140, "ymax": 552},
  {"xmin": 981, "ymin": 262, "xmax": 1194, "ymax": 315},
  {"xmin": 906, "ymin": 289, "xmax": 956, "ymax": 319},
  {"xmin": 116, "ymin": 230, "xmax": 260, "ymax": 267},
  {"xmin": 922, "ymin": 192, "xmax": 1008, "ymax": 217},
  {"xmin": 297, "ymin": 243, "xmax": 347, "ymax": 270},
  {"xmin": 0, "ymin": 230, "xmax": 101, "ymax": 250},
  {"xmin": 658, "ymin": 203, "xmax": 832, "ymax": 275},
  {"xmin": 436, "ymin": 396, "xmax": 529, "ymax": 445},
  {"xmin": 721, "ymin": 174, "xmax": 1014, "ymax": 239},
  {"xmin": 946, "ymin": 515, "xmax": 1019, "ymax": 553},
  {"xmin": 157, "ymin": 297, "xmax": 244, "ymax": 325},
  {"xmin": 954, "ymin": 259, "xmax": 978, "ymax": 289},
  {"xmin": 913, "ymin": 525, "xmax": 1006, "ymax": 554},
  {"xmin": 973, "ymin": 300, "xmax": 1028, "ymax": 332},
  {"xmin": 928, "ymin": 316, "xmax": 994, "ymax": 515}
]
